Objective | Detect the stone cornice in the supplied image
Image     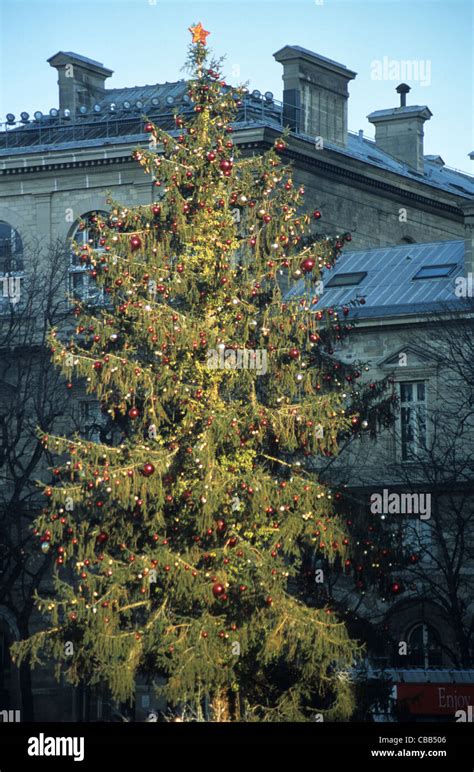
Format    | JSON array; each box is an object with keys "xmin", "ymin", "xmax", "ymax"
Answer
[{"xmin": 0, "ymin": 126, "xmax": 465, "ymax": 219}]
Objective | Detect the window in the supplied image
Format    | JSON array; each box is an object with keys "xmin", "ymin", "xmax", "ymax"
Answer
[
  {"xmin": 69, "ymin": 211, "xmax": 108, "ymax": 304},
  {"xmin": 406, "ymin": 623, "xmax": 442, "ymax": 668},
  {"xmin": 0, "ymin": 222, "xmax": 24, "ymax": 312},
  {"xmin": 399, "ymin": 381, "xmax": 427, "ymax": 461},
  {"xmin": 403, "ymin": 516, "xmax": 433, "ymax": 558},
  {"xmin": 412, "ymin": 264, "xmax": 456, "ymax": 280},
  {"xmin": 78, "ymin": 400, "xmax": 107, "ymax": 442},
  {"xmin": 326, "ymin": 271, "xmax": 367, "ymax": 288}
]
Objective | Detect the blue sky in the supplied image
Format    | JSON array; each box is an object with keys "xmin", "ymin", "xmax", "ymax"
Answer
[{"xmin": 0, "ymin": 0, "xmax": 472, "ymax": 172}]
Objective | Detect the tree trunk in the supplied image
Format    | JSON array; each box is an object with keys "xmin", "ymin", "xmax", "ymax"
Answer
[
  {"xmin": 17, "ymin": 620, "xmax": 34, "ymax": 721},
  {"xmin": 211, "ymin": 688, "xmax": 231, "ymax": 722}
]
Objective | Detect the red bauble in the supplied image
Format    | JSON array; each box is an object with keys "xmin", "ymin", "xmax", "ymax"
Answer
[
  {"xmin": 130, "ymin": 235, "xmax": 142, "ymax": 251},
  {"xmin": 144, "ymin": 122, "xmax": 154, "ymax": 133},
  {"xmin": 219, "ymin": 159, "xmax": 233, "ymax": 173},
  {"xmin": 96, "ymin": 532, "xmax": 108, "ymax": 544},
  {"xmin": 390, "ymin": 581, "xmax": 403, "ymax": 594},
  {"xmin": 142, "ymin": 462, "xmax": 155, "ymax": 477},
  {"xmin": 216, "ymin": 518, "xmax": 226, "ymax": 534},
  {"xmin": 300, "ymin": 257, "xmax": 315, "ymax": 274},
  {"xmin": 313, "ymin": 210, "xmax": 322, "ymax": 219},
  {"xmin": 206, "ymin": 151, "xmax": 216, "ymax": 162},
  {"xmin": 344, "ymin": 232, "xmax": 352, "ymax": 242},
  {"xmin": 212, "ymin": 582, "xmax": 225, "ymax": 598},
  {"xmin": 128, "ymin": 407, "xmax": 139, "ymax": 419},
  {"xmin": 288, "ymin": 348, "xmax": 300, "ymax": 360},
  {"xmin": 93, "ymin": 361, "xmax": 102, "ymax": 371}
]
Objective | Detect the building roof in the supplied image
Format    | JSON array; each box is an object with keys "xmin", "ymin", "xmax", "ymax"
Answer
[
  {"xmin": 1, "ymin": 75, "xmax": 473, "ymax": 201},
  {"xmin": 370, "ymin": 669, "xmax": 474, "ymax": 684},
  {"xmin": 368, "ymin": 105, "xmax": 432, "ymax": 121},
  {"xmin": 47, "ymin": 51, "xmax": 114, "ymax": 76},
  {"xmin": 48, "ymin": 51, "xmax": 105, "ymax": 68},
  {"xmin": 325, "ymin": 132, "xmax": 474, "ymax": 198},
  {"xmin": 285, "ymin": 239, "xmax": 473, "ymax": 319},
  {"xmin": 100, "ymin": 80, "xmax": 189, "ymax": 109},
  {"xmin": 273, "ymin": 45, "xmax": 357, "ymax": 80}
]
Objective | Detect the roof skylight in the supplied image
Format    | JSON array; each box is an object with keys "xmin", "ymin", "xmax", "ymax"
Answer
[
  {"xmin": 326, "ymin": 271, "xmax": 367, "ymax": 287},
  {"xmin": 412, "ymin": 264, "xmax": 456, "ymax": 279}
]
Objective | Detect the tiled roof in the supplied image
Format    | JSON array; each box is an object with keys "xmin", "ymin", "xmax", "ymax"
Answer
[{"xmin": 285, "ymin": 239, "xmax": 473, "ymax": 318}]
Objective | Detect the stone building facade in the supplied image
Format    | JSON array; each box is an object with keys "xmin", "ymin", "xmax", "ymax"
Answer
[{"xmin": 0, "ymin": 44, "xmax": 473, "ymax": 721}]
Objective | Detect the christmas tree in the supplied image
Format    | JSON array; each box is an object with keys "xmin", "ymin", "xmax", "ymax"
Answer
[{"xmin": 13, "ymin": 25, "xmax": 376, "ymax": 721}]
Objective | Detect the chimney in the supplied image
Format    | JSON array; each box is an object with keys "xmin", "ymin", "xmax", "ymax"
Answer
[
  {"xmin": 461, "ymin": 200, "xmax": 474, "ymax": 279},
  {"xmin": 273, "ymin": 45, "xmax": 356, "ymax": 146},
  {"xmin": 48, "ymin": 51, "xmax": 113, "ymax": 114},
  {"xmin": 367, "ymin": 84, "xmax": 432, "ymax": 173}
]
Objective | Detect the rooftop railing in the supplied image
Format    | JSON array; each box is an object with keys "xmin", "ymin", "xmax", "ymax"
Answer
[{"xmin": 0, "ymin": 96, "xmax": 295, "ymax": 152}]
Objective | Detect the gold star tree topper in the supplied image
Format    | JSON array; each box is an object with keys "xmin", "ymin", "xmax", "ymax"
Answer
[{"xmin": 189, "ymin": 22, "xmax": 210, "ymax": 45}]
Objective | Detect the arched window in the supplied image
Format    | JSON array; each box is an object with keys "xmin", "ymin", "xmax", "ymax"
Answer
[
  {"xmin": 69, "ymin": 211, "xmax": 108, "ymax": 304},
  {"xmin": 407, "ymin": 623, "xmax": 442, "ymax": 668},
  {"xmin": 0, "ymin": 222, "xmax": 24, "ymax": 311}
]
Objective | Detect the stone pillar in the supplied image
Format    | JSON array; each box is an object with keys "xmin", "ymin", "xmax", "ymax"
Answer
[
  {"xmin": 273, "ymin": 45, "xmax": 356, "ymax": 146},
  {"xmin": 367, "ymin": 105, "xmax": 432, "ymax": 173},
  {"xmin": 47, "ymin": 52, "xmax": 113, "ymax": 114}
]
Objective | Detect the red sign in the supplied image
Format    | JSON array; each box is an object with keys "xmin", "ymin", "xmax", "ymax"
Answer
[{"xmin": 397, "ymin": 683, "xmax": 474, "ymax": 715}]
